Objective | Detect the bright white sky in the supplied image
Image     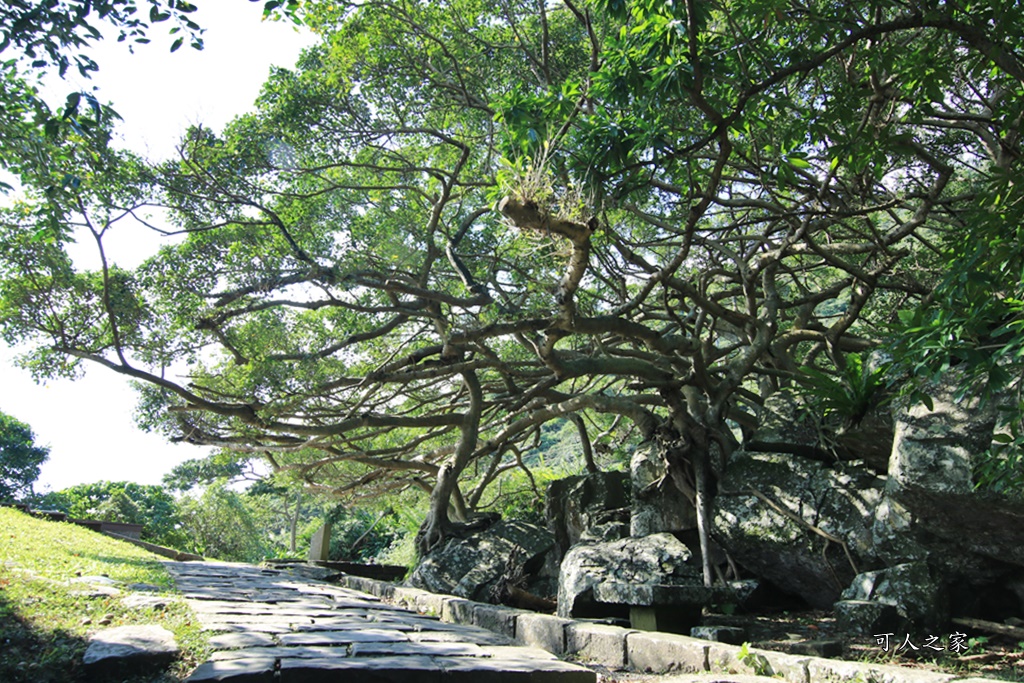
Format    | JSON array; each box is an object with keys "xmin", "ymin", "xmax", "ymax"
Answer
[{"xmin": 1, "ymin": 1, "xmax": 316, "ymax": 492}]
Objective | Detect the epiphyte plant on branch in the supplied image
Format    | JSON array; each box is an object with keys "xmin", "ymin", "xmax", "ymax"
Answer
[{"xmin": 2, "ymin": 0, "xmax": 1023, "ymax": 579}]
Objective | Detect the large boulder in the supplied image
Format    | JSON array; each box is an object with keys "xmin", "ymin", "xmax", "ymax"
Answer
[
  {"xmin": 408, "ymin": 520, "xmax": 555, "ymax": 602},
  {"xmin": 546, "ymin": 471, "xmax": 630, "ymax": 558},
  {"xmin": 712, "ymin": 451, "xmax": 884, "ymax": 608},
  {"xmin": 557, "ymin": 532, "xmax": 704, "ymax": 619},
  {"xmin": 831, "ymin": 407, "xmax": 894, "ymax": 474},
  {"xmin": 747, "ymin": 389, "xmax": 819, "ymax": 455},
  {"xmin": 630, "ymin": 442, "xmax": 696, "ymax": 536},
  {"xmin": 874, "ymin": 373, "xmax": 1024, "ymax": 574},
  {"xmin": 888, "ymin": 375, "xmax": 995, "ymax": 496},
  {"xmin": 748, "ymin": 388, "xmax": 892, "ymax": 472},
  {"xmin": 840, "ymin": 562, "xmax": 948, "ymax": 631}
]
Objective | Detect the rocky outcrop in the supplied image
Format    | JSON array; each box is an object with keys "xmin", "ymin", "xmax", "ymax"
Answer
[
  {"xmin": 557, "ymin": 533, "xmax": 705, "ymax": 619},
  {"xmin": 831, "ymin": 407, "xmax": 893, "ymax": 474},
  {"xmin": 630, "ymin": 442, "xmax": 696, "ymax": 536},
  {"xmin": 546, "ymin": 471, "xmax": 630, "ymax": 558},
  {"xmin": 712, "ymin": 451, "xmax": 885, "ymax": 608},
  {"xmin": 408, "ymin": 520, "xmax": 555, "ymax": 602}
]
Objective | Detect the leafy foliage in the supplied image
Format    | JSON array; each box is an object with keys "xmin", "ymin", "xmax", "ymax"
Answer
[
  {"xmin": 176, "ymin": 481, "xmax": 270, "ymax": 562},
  {"xmin": 162, "ymin": 452, "xmax": 253, "ymax": 492},
  {"xmin": 0, "ymin": 410, "xmax": 49, "ymax": 501},
  {"xmin": 1, "ymin": 0, "xmax": 203, "ymax": 78},
  {"xmin": 798, "ymin": 354, "xmax": 892, "ymax": 428},
  {"xmin": 0, "ymin": 0, "xmax": 204, "ymax": 227}
]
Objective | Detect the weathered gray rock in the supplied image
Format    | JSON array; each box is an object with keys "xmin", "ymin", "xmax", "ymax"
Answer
[
  {"xmin": 83, "ymin": 625, "xmax": 179, "ymax": 675},
  {"xmin": 625, "ymin": 630, "xmax": 709, "ymax": 674},
  {"xmin": 841, "ymin": 562, "xmax": 947, "ymax": 630},
  {"xmin": 564, "ymin": 622, "xmax": 635, "ymax": 668},
  {"xmin": 515, "ymin": 613, "xmax": 572, "ymax": 654},
  {"xmin": 747, "ymin": 389, "xmax": 819, "ymax": 454},
  {"xmin": 787, "ymin": 639, "xmax": 843, "ymax": 658},
  {"xmin": 546, "ymin": 471, "xmax": 630, "ymax": 558},
  {"xmin": 690, "ymin": 625, "xmax": 747, "ymax": 644},
  {"xmin": 712, "ymin": 451, "xmax": 884, "ymax": 608},
  {"xmin": 73, "ymin": 575, "xmax": 120, "ymax": 586},
  {"xmin": 630, "ymin": 442, "xmax": 697, "ymax": 536},
  {"xmin": 749, "ymin": 387, "xmax": 892, "ymax": 472},
  {"xmin": 557, "ymin": 533, "xmax": 704, "ymax": 619},
  {"xmin": 127, "ymin": 582, "xmax": 164, "ymax": 592},
  {"xmin": 122, "ymin": 593, "xmax": 176, "ymax": 610},
  {"xmin": 874, "ymin": 374, "xmax": 1024, "ymax": 573},
  {"xmin": 578, "ymin": 521, "xmax": 629, "ymax": 545},
  {"xmin": 834, "ymin": 599, "xmax": 900, "ymax": 636},
  {"xmin": 889, "ymin": 376, "xmax": 994, "ymax": 496},
  {"xmin": 408, "ymin": 520, "xmax": 555, "ymax": 602},
  {"xmin": 832, "ymin": 407, "xmax": 894, "ymax": 473}
]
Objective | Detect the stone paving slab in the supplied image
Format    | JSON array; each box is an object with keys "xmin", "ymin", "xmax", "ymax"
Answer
[
  {"xmin": 186, "ymin": 657, "xmax": 277, "ymax": 682},
  {"xmin": 165, "ymin": 561, "xmax": 595, "ymax": 682},
  {"xmin": 278, "ymin": 629, "xmax": 410, "ymax": 646},
  {"xmin": 199, "ymin": 622, "xmax": 294, "ymax": 634},
  {"xmin": 435, "ymin": 654, "xmax": 597, "ymax": 682},
  {"xmin": 348, "ymin": 640, "xmax": 485, "ymax": 657},
  {"xmin": 277, "ymin": 654, "xmax": 444, "ymax": 683},
  {"xmin": 289, "ymin": 618, "xmax": 397, "ymax": 632},
  {"xmin": 83, "ymin": 624, "xmax": 180, "ymax": 676},
  {"xmin": 210, "ymin": 645, "xmax": 353, "ymax": 661},
  {"xmin": 208, "ymin": 632, "xmax": 277, "ymax": 650}
]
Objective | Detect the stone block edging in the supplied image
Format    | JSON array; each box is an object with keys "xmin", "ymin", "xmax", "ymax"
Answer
[
  {"xmin": 335, "ymin": 573, "xmax": 991, "ymax": 683},
  {"xmin": 103, "ymin": 531, "xmax": 204, "ymax": 562}
]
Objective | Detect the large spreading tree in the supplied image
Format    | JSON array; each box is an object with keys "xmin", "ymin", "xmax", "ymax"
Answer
[{"xmin": 3, "ymin": 0, "xmax": 1023, "ymax": 579}]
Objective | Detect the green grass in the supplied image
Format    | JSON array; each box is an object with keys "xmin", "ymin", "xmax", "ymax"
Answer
[{"xmin": 0, "ymin": 507, "xmax": 209, "ymax": 682}]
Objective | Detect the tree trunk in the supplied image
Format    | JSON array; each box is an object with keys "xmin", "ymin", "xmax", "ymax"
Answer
[
  {"xmin": 570, "ymin": 413, "xmax": 600, "ymax": 474},
  {"xmin": 416, "ymin": 463, "xmax": 458, "ymax": 554},
  {"xmin": 289, "ymin": 490, "xmax": 302, "ymax": 554},
  {"xmin": 415, "ymin": 370, "xmax": 483, "ymax": 556},
  {"xmin": 692, "ymin": 445, "xmax": 713, "ymax": 587},
  {"xmin": 662, "ymin": 388, "xmax": 716, "ymax": 587}
]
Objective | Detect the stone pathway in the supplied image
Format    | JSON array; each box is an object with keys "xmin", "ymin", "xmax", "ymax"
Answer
[{"xmin": 164, "ymin": 561, "xmax": 596, "ymax": 682}]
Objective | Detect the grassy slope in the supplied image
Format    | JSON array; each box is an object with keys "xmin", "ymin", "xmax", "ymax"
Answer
[{"xmin": 0, "ymin": 507, "xmax": 209, "ymax": 682}]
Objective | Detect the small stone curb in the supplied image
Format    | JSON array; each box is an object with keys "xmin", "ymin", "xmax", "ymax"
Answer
[{"xmin": 336, "ymin": 573, "xmax": 998, "ymax": 683}]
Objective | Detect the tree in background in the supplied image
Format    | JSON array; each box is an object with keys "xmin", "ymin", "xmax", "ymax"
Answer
[
  {"xmin": 34, "ymin": 480, "xmax": 184, "ymax": 547},
  {"xmin": 175, "ymin": 481, "xmax": 271, "ymax": 562},
  {"xmin": 0, "ymin": 410, "xmax": 48, "ymax": 501},
  {"xmin": 162, "ymin": 452, "xmax": 256, "ymax": 492},
  {"xmin": 2, "ymin": 0, "xmax": 1023, "ymax": 581}
]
